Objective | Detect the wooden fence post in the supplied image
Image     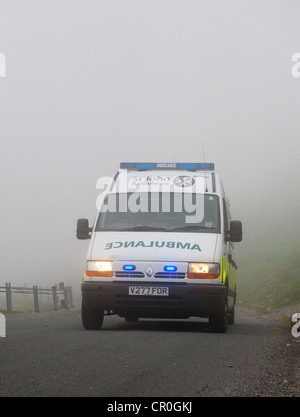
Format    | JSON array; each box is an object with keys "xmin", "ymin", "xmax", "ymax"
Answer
[
  {"xmin": 33, "ymin": 286, "xmax": 39, "ymax": 313},
  {"xmin": 52, "ymin": 286, "xmax": 58, "ymax": 311},
  {"xmin": 6, "ymin": 283, "xmax": 12, "ymax": 312},
  {"xmin": 63, "ymin": 287, "xmax": 70, "ymax": 309},
  {"xmin": 68, "ymin": 287, "xmax": 74, "ymax": 308}
]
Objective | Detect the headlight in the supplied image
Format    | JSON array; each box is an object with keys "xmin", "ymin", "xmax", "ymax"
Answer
[
  {"xmin": 86, "ymin": 261, "xmax": 113, "ymax": 277},
  {"xmin": 188, "ymin": 263, "xmax": 220, "ymax": 279}
]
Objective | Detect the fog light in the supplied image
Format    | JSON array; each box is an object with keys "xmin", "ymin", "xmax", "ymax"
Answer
[{"xmin": 188, "ymin": 263, "xmax": 220, "ymax": 279}]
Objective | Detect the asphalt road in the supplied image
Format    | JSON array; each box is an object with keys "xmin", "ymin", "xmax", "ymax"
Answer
[{"xmin": 0, "ymin": 307, "xmax": 299, "ymax": 397}]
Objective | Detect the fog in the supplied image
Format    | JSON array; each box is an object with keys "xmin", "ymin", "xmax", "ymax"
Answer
[{"xmin": 0, "ymin": 1, "xmax": 299, "ymax": 291}]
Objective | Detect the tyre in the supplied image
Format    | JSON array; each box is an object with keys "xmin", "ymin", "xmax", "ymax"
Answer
[
  {"xmin": 125, "ymin": 316, "xmax": 138, "ymax": 323},
  {"xmin": 209, "ymin": 303, "xmax": 228, "ymax": 333},
  {"xmin": 81, "ymin": 302, "xmax": 104, "ymax": 330},
  {"xmin": 228, "ymin": 305, "xmax": 235, "ymax": 325}
]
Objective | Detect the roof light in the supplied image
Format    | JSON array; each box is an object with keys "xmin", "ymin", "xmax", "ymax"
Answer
[{"xmin": 120, "ymin": 162, "xmax": 215, "ymax": 170}]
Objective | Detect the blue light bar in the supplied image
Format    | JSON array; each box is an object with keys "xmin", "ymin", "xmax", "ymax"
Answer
[
  {"xmin": 164, "ymin": 265, "xmax": 177, "ymax": 272},
  {"xmin": 120, "ymin": 162, "xmax": 215, "ymax": 170},
  {"xmin": 178, "ymin": 163, "xmax": 197, "ymax": 169},
  {"xmin": 123, "ymin": 265, "xmax": 136, "ymax": 271}
]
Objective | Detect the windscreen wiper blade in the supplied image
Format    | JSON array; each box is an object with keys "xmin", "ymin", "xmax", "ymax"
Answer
[
  {"xmin": 123, "ymin": 226, "xmax": 168, "ymax": 231},
  {"xmin": 168, "ymin": 225, "xmax": 216, "ymax": 232}
]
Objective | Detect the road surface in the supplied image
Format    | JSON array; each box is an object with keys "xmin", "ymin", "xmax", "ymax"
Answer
[{"xmin": 0, "ymin": 307, "xmax": 299, "ymax": 397}]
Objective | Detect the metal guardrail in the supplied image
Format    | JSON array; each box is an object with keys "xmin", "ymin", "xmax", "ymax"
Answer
[{"xmin": 0, "ymin": 283, "xmax": 74, "ymax": 313}]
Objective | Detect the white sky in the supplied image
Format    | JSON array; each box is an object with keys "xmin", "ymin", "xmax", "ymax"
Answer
[{"xmin": 0, "ymin": 0, "xmax": 299, "ymax": 288}]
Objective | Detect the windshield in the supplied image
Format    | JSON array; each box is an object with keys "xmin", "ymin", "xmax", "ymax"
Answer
[{"xmin": 96, "ymin": 193, "xmax": 220, "ymax": 233}]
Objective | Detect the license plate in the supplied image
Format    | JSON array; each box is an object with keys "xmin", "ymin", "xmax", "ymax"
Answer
[{"xmin": 129, "ymin": 286, "xmax": 169, "ymax": 296}]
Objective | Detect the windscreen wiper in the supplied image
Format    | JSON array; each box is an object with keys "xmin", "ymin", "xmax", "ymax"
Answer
[
  {"xmin": 168, "ymin": 225, "xmax": 216, "ymax": 232},
  {"xmin": 123, "ymin": 226, "xmax": 168, "ymax": 231}
]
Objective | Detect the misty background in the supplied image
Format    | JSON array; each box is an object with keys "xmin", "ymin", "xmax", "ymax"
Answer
[{"xmin": 0, "ymin": 1, "xmax": 299, "ymax": 300}]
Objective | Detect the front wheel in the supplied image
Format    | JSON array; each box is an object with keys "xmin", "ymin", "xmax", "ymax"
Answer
[
  {"xmin": 81, "ymin": 302, "xmax": 104, "ymax": 330},
  {"xmin": 209, "ymin": 303, "xmax": 228, "ymax": 333},
  {"xmin": 228, "ymin": 305, "xmax": 235, "ymax": 325},
  {"xmin": 125, "ymin": 316, "xmax": 139, "ymax": 323}
]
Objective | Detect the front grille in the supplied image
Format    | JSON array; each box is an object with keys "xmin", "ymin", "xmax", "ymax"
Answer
[
  {"xmin": 154, "ymin": 272, "xmax": 185, "ymax": 279},
  {"xmin": 115, "ymin": 271, "xmax": 145, "ymax": 278},
  {"xmin": 115, "ymin": 295, "xmax": 183, "ymax": 307}
]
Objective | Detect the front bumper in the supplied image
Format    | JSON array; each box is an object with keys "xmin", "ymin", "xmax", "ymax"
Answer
[{"xmin": 81, "ymin": 281, "xmax": 227, "ymax": 319}]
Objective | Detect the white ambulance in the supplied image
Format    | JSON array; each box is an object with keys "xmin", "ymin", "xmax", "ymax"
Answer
[{"xmin": 77, "ymin": 162, "xmax": 242, "ymax": 333}]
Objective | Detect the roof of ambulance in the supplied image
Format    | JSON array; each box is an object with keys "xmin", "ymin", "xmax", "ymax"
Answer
[
  {"xmin": 118, "ymin": 168, "xmax": 214, "ymax": 179},
  {"xmin": 117, "ymin": 162, "xmax": 215, "ymax": 176},
  {"xmin": 109, "ymin": 162, "xmax": 221, "ymax": 194}
]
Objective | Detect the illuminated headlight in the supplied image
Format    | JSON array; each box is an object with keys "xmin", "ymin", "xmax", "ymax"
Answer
[
  {"xmin": 188, "ymin": 263, "xmax": 220, "ymax": 279},
  {"xmin": 86, "ymin": 261, "xmax": 113, "ymax": 277}
]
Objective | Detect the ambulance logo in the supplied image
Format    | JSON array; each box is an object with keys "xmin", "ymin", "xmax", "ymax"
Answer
[{"xmin": 173, "ymin": 176, "xmax": 195, "ymax": 188}]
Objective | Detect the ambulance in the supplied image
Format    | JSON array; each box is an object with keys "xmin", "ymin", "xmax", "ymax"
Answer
[{"xmin": 77, "ymin": 162, "xmax": 242, "ymax": 333}]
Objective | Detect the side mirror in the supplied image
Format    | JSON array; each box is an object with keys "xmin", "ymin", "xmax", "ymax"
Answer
[
  {"xmin": 76, "ymin": 218, "xmax": 92, "ymax": 240},
  {"xmin": 226, "ymin": 220, "xmax": 242, "ymax": 242}
]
